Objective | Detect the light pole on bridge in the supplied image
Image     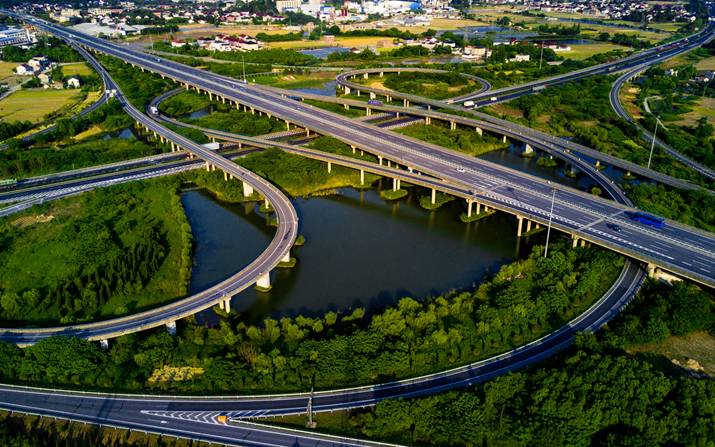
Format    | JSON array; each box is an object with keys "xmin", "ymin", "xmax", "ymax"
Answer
[
  {"xmin": 544, "ymin": 181, "xmax": 556, "ymax": 258},
  {"xmin": 647, "ymin": 116, "xmax": 663, "ymax": 170}
]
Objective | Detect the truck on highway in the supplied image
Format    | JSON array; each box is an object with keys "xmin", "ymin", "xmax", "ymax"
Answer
[
  {"xmin": 490, "ymin": 96, "xmax": 498, "ymax": 102},
  {"xmin": 463, "ymin": 100, "xmax": 475, "ymax": 107},
  {"xmin": 532, "ymin": 85, "xmax": 545, "ymax": 92},
  {"xmin": 625, "ymin": 211, "xmax": 665, "ymax": 229}
]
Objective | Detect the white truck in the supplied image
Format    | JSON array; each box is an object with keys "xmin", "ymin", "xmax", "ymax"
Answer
[
  {"xmin": 490, "ymin": 96, "xmax": 498, "ymax": 102},
  {"xmin": 463, "ymin": 100, "xmax": 475, "ymax": 107}
]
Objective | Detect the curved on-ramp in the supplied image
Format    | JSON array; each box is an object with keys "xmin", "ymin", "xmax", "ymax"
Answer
[{"xmin": 0, "ymin": 45, "xmax": 299, "ymax": 346}]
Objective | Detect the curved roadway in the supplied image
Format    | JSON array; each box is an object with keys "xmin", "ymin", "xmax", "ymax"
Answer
[
  {"xmin": 0, "ymin": 44, "xmax": 299, "ymax": 346},
  {"xmin": 610, "ymin": 65, "xmax": 715, "ymax": 182}
]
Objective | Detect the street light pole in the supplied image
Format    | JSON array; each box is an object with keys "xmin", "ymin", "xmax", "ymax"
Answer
[
  {"xmin": 647, "ymin": 117, "xmax": 661, "ymax": 169},
  {"xmin": 539, "ymin": 41, "xmax": 544, "ymax": 70},
  {"xmin": 544, "ymin": 183, "xmax": 556, "ymax": 258}
]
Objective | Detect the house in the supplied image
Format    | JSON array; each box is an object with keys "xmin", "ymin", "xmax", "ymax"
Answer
[
  {"xmin": 508, "ymin": 54, "xmax": 530, "ymax": 62},
  {"xmin": 15, "ymin": 63, "xmax": 34, "ymax": 75},
  {"xmin": 66, "ymin": 77, "xmax": 81, "ymax": 88},
  {"xmin": 462, "ymin": 46, "xmax": 491, "ymax": 60},
  {"xmin": 37, "ymin": 73, "xmax": 51, "ymax": 85},
  {"xmin": 665, "ymin": 68, "xmax": 678, "ymax": 76},
  {"xmin": 694, "ymin": 70, "xmax": 714, "ymax": 82},
  {"xmin": 27, "ymin": 55, "xmax": 51, "ymax": 71}
]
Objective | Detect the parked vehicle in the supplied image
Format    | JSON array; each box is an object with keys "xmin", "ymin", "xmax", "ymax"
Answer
[
  {"xmin": 149, "ymin": 106, "xmax": 158, "ymax": 114},
  {"xmin": 607, "ymin": 223, "xmax": 622, "ymax": 232},
  {"xmin": 367, "ymin": 99, "xmax": 383, "ymax": 106},
  {"xmin": 532, "ymin": 85, "xmax": 545, "ymax": 92}
]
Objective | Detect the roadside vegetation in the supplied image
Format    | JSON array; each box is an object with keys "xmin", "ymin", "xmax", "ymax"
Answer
[
  {"xmin": 0, "ymin": 241, "xmax": 621, "ymax": 393},
  {"xmin": 635, "ymin": 42, "xmax": 715, "ymax": 170},
  {"xmin": 357, "ymin": 71, "xmax": 478, "ymax": 100},
  {"xmin": 0, "ymin": 178, "xmax": 192, "ymax": 325},
  {"xmin": 396, "ymin": 122, "xmax": 509, "ymax": 157},
  {"xmin": 269, "ymin": 279, "xmax": 715, "ymax": 447}
]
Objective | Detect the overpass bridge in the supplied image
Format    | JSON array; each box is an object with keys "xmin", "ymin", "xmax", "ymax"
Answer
[
  {"xmin": 6, "ymin": 11, "xmax": 714, "ymax": 288},
  {"xmin": 330, "ymin": 68, "xmax": 711, "ymax": 191}
]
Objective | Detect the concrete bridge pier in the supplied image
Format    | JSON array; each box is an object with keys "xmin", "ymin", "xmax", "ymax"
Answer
[
  {"xmin": 450, "ymin": 121, "xmax": 457, "ymax": 131},
  {"xmin": 345, "ymin": 87, "xmax": 351, "ymax": 95},
  {"xmin": 526, "ymin": 220, "xmax": 532, "ymax": 233},
  {"xmin": 208, "ymin": 92, "xmax": 213, "ymax": 101},
  {"xmin": 363, "ymin": 72, "xmax": 369, "ymax": 79},
  {"xmin": 378, "ymin": 156, "xmax": 383, "ymax": 165},
  {"xmin": 224, "ymin": 297, "xmax": 231, "ymax": 313},
  {"xmin": 517, "ymin": 216, "xmax": 524, "ymax": 237},
  {"xmin": 357, "ymin": 90, "xmax": 361, "ymax": 97},
  {"xmin": 403, "ymin": 99, "xmax": 410, "ymax": 107},
  {"xmin": 476, "ymin": 202, "xmax": 481, "ymax": 215},
  {"xmin": 392, "ymin": 178, "xmax": 400, "ymax": 191},
  {"xmin": 166, "ymin": 321, "xmax": 177, "ymax": 335},
  {"xmin": 327, "ymin": 162, "xmax": 332, "ymax": 174},
  {"xmin": 224, "ymin": 171, "xmax": 229, "ymax": 181},
  {"xmin": 431, "ymin": 188, "xmax": 437, "ymax": 205},
  {"xmin": 205, "ymin": 161, "xmax": 211, "ymax": 172},
  {"xmin": 475, "ymin": 127, "xmax": 483, "ymax": 136},
  {"xmin": 344, "ymin": 103, "xmax": 350, "ymax": 110},
  {"xmin": 466, "ymin": 200, "xmax": 473, "ymax": 217},
  {"xmin": 281, "ymin": 251, "xmax": 291, "ymax": 264},
  {"xmin": 572, "ymin": 235, "xmax": 579, "ymax": 248},
  {"xmin": 366, "ymin": 107, "xmax": 372, "ymax": 116},
  {"xmin": 285, "ymin": 120, "xmax": 290, "ymax": 130},
  {"xmin": 351, "ymin": 145, "xmax": 356, "ymax": 154},
  {"xmin": 386, "ymin": 95, "xmax": 392, "ymax": 102},
  {"xmin": 424, "ymin": 116, "xmax": 431, "ymax": 125},
  {"xmin": 250, "ymin": 107, "xmax": 255, "ymax": 115},
  {"xmin": 242, "ymin": 181, "xmax": 254, "ymax": 197},
  {"xmin": 370, "ymin": 92, "xmax": 376, "ymax": 99},
  {"xmin": 523, "ymin": 144, "xmax": 534, "ymax": 155},
  {"xmin": 360, "ymin": 169, "xmax": 365, "ymax": 185},
  {"xmin": 503, "ymin": 135, "xmax": 508, "ymax": 144},
  {"xmin": 257, "ymin": 272, "xmax": 271, "ymax": 290}
]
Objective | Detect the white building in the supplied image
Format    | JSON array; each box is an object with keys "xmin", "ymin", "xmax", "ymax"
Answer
[
  {"xmin": 66, "ymin": 77, "xmax": 81, "ymax": 88},
  {"xmin": 276, "ymin": 0, "xmax": 302, "ymax": 13}
]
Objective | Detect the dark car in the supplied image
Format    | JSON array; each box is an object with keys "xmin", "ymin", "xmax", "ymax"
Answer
[{"xmin": 607, "ymin": 223, "xmax": 622, "ymax": 232}]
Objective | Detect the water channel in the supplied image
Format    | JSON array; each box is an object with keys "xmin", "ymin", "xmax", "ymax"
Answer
[{"xmin": 183, "ymin": 185, "xmax": 542, "ymax": 325}]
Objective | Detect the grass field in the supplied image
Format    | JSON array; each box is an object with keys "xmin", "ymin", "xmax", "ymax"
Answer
[
  {"xmin": 629, "ymin": 331, "xmax": 715, "ymax": 377},
  {"xmin": 561, "ymin": 42, "xmax": 630, "ymax": 59},
  {"xmin": 61, "ymin": 62, "xmax": 93, "ymax": 76},
  {"xmin": 695, "ymin": 55, "xmax": 715, "ymax": 70},
  {"xmin": 0, "ymin": 61, "xmax": 18, "ymax": 79},
  {"xmin": 674, "ymin": 97, "xmax": 715, "ymax": 126},
  {"xmin": 254, "ymin": 71, "xmax": 336, "ymax": 89},
  {"xmin": 0, "ymin": 89, "xmax": 82, "ymax": 123}
]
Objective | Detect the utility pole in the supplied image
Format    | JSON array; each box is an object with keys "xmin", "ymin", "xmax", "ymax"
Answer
[
  {"xmin": 242, "ymin": 54, "xmax": 246, "ymax": 82},
  {"xmin": 544, "ymin": 182, "xmax": 556, "ymax": 258},
  {"xmin": 647, "ymin": 116, "xmax": 662, "ymax": 169},
  {"xmin": 306, "ymin": 387, "xmax": 316, "ymax": 428},
  {"xmin": 539, "ymin": 40, "xmax": 544, "ymax": 70}
]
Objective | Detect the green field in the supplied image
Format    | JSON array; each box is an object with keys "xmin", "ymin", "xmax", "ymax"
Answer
[
  {"xmin": 61, "ymin": 62, "xmax": 93, "ymax": 76},
  {"xmin": 0, "ymin": 61, "xmax": 17, "ymax": 79},
  {"xmin": 0, "ymin": 178, "xmax": 191, "ymax": 325},
  {"xmin": 561, "ymin": 42, "xmax": 630, "ymax": 60},
  {"xmin": 0, "ymin": 89, "xmax": 82, "ymax": 123}
]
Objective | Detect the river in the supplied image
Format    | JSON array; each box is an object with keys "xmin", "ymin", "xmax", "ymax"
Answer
[{"xmin": 182, "ymin": 185, "xmax": 540, "ymax": 325}]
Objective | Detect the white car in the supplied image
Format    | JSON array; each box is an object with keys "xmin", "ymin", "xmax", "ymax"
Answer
[{"xmin": 456, "ymin": 167, "xmax": 465, "ymax": 173}]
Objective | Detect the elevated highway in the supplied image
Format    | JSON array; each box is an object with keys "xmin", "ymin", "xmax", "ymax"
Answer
[
  {"xmin": 331, "ymin": 68, "xmax": 710, "ymax": 191},
  {"xmin": 448, "ymin": 23, "xmax": 715, "ymax": 106},
  {"xmin": 6, "ymin": 11, "xmax": 714, "ymax": 287}
]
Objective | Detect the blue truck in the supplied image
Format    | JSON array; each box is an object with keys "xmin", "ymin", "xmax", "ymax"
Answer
[{"xmin": 625, "ymin": 211, "xmax": 665, "ymax": 229}]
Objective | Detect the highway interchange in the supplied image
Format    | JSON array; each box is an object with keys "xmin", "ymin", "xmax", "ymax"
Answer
[{"xmin": 0, "ymin": 9, "xmax": 713, "ymax": 446}]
